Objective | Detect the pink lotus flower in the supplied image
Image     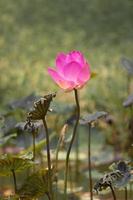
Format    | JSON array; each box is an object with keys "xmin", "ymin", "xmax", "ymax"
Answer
[{"xmin": 48, "ymin": 51, "xmax": 91, "ymax": 91}]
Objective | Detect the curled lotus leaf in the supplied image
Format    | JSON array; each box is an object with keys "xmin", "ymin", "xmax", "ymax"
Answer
[
  {"xmin": 28, "ymin": 93, "xmax": 56, "ymax": 120},
  {"xmin": 94, "ymin": 161, "xmax": 132, "ymax": 193},
  {"xmin": 0, "ymin": 155, "xmax": 33, "ymax": 176},
  {"xmin": 80, "ymin": 111, "xmax": 108, "ymax": 125},
  {"xmin": 93, "ymin": 177, "xmax": 109, "ymax": 193},
  {"xmin": 114, "ymin": 171, "xmax": 132, "ymax": 188},
  {"xmin": 109, "ymin": 161, "xmax": 132, "ymax": 188},
  {"xmin": 94, "ymin": 170, "xmax": 123, "ymax": 193}
]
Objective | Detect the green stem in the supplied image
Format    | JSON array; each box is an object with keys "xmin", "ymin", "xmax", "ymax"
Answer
[
  {"xmin": 125, "ymin": 187, "xmax": 128, "ymax": 200},
  {"xmin": 32, "ymin": 132, "xmax": 36, "ymax": 161},
  {"xmin": 46, "ymin": 192, "xmax": 51, "ymax": 200},
  {"xmin": 55, "ymin": 135, "xmax": 62, "ymax": 200},
  {"xmin": 88, "ymin": 123, "xmax": 93, "ymax": 200},
  {"xmin": 75, "ymin": 130, "xmax": 79, "ymax": 183},
  {"xmin": 11, "ymin": 169, "xmax": 17, "ymax": 194},
  {"xmin": 109, "ymin": 184, "xmax": 116, "ymax": 200},
  {"xmin": 64, "ymin": 89, "xmax": 80, "ymax": 200},
  {"xmin": 43, "ymin": 118, "xmax": 53, "ymax": 200}
]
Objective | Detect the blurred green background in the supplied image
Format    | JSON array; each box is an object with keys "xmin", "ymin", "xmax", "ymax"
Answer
[{"xmin": 0, "ymin": 0, "xmax": 133, "ymax": 106}]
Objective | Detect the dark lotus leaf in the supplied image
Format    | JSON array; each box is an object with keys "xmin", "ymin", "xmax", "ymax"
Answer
[
  {"xmin": 80, "ymin": 111, "xmax": 108, "ymax": 125},
  {"xmin": 121, "ymin": 57, "xmax": 133, "ymax": 75},
  {"xmin": 109, "ymin": 161, "xmax": 132, "ymax": 173},
  {"xmin": 15, "ymin": 121, "xmax": 42, "ymax": 133},
  {"xmin": 94, "ymin": 170, "xmax": 124, "ymax": 193},
  {"xmin": 123, "ymin": 94, "xmax": 133, "ymax": 107},
  {"xmin": 8, "ymin": 93, "xmax": 40, "ymax": 111},
  {"xmin": 117, "ymin": 161, "xmax": 129, "ymax": 173},
  {"xmin": 50, "ymin": 102, "xmax": 76, "ymax": 115},
  {"xmin": 95, "ymin": 161, "xmax": 132, "ymax": 193},
  {"xmin": 114, "ymin": 171, "xmax": 132, "ymax": 188},
  {"xmin": 93, "ymin": 177, "xmax": 109, "ymax": 193},
  {"xmin": 103, "ymin": 171, "xmax": 124, "ymax": 187},
  {"xmin": 99, "ymin": 161, "xmax": 131, "ymax": 191},
  {"xmin": 28, "ymin": 93, "xmax": 56, "ymax": 120},
  {"xmin": 15, "ymin": 122, "xmax": 27, "ymax": 131}
]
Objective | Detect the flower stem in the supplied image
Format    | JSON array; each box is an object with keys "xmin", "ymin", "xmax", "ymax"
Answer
[
  {"xmin": 32, "ymin": 132, "xmax": 36, "ymax": 161},
  {"xmin": 55, "ymin": 133, "xmax": 62, "ymax": 200},
  {"xmin": 109, "ymin": 184, "xmax": 116, "ymax": 200},
  {"xmin": 11, "ymin": 169, "xmax": 17, "ymax": 194},
  {"xmin": 46, "ymin": 192, "xmax": 51, "ymax": 200},
  {"xmin": 88, "ymin": 123, "xmax": 93, "ymax": 200},
  {"xmin": 64, "ymin": 89, "xmax": 80, "ymax": 200},
  {"xmin": 75, "ymin": 130, "xmax": 79, "ymax": 183},
  {"xmin": 125, "ymin": 187, "xmax": 128, "ymax": 200},
  {"xmin": 43, "ymin": 118, "xmax": 53, "ymax": 200},
  {"xmin": 129, "ymin": 183, "xmax": 132, "ymax": 198}
]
